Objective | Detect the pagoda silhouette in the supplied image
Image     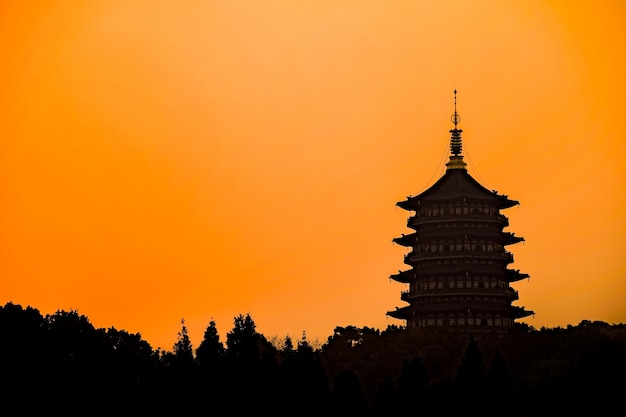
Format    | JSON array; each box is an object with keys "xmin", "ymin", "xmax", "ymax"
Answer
[{"xmin": 387, "ymin": 91, "xmax": 533, "ymax": 331}]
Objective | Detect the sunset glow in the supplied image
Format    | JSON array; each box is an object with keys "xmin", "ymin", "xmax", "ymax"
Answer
[{"xmin": 1, "ymin": 1, "xmax": 625, "ymax": 350}]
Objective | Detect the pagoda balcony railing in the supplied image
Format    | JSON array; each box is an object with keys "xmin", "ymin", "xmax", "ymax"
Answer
[
  {"xmin": 406, "ymin": 251, "xmax": 514, "ymax": 264},
  {"xmin": 506, "ymin": 287, "xmax": 519, "ymax": 300},
  {"xmin": 408, "ymin": 214, "xmax": 510, "ymax": 228},
  {"xmin": 496, "ymin": 214, "xmax": 509, "ymax": 227},
  {"xmin": 401, "ymin": 287, "xmax": 518, "ymax": 301}
]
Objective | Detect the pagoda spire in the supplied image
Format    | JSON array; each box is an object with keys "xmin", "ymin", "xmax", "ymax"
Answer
[{"xmin": 446, "ymin": 89, "xmax": 467, "ymax": 170}]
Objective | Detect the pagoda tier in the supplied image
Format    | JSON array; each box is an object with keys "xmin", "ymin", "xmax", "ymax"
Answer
[
  {"xmin": 386, "ymin": 92, "xmax": 533, "ymax": 331},
  {"xmin": 390, "ymin": 267, "xmax": 529, "ymax": 283},
  {"xmin": 391, "ymin": 267, "xmax": 529, "ymax": 286},
  {"xmin": 388, "ymin": 304, "xmax": 533, "ymax": 324}
]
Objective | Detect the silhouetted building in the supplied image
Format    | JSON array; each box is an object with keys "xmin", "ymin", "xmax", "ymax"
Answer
[{"xmin": 387, "ymin": 91, "xmax": 533, "ymax": 331}]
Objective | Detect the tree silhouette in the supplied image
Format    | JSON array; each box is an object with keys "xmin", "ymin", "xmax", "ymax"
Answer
[
  {"xmin": 371, "ymin": 376, "xmax": 399, "ymax": 415},
  {"xmin": 173, "ymin": 318, "xmax": 194, "ymax": 367},
  {"xmin": 2, "ymin": 302, "xmax": 626, "ymax": 414},
  {"xmin": 454, "ymin": 334, "xmax": 485, "ymax": 387},
  {"xmin": 223, "ymin": 313, "xmax": 280, "ymax": 411},
  {"xmin": 451, "ymin": 334, "xmax": 486, "ymax": 415},
  {"xmin": 0, "ymin": 302, "xmax": 46, "ymax": 407},
  {"xmin": 284, "ymin": 331, "xmax": 330, "ymax": 410},
  {"xmin": 195, "ymin": 319, "xmax": 224, "ymax": 369},
  {"xmin": 283, "ymin": 334, "xmax": 294, "ymax": 352},
  {"xmin": 397, "ymin": 355, "xmax": 429, "ymax": 405},
  {"xmin": 330, "ymin": 369, "xmax": 368, "ymax": 414},
  {"xmin": 225, "ymin": 313, "xmax": 258, "ymax": 363}
]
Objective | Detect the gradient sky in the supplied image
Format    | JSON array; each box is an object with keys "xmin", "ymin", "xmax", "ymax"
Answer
[{"xmin": 1, "ymin": 0, "xmax": 625, "ymax": 351}]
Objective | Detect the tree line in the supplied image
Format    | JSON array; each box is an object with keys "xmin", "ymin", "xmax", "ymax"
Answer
[{"xmin": 1, "ymin": 301, "xmax": 625, "ymax": 416}]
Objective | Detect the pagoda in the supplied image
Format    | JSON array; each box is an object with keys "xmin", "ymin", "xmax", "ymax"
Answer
[{"xmin": 387, "ymin": 91, "xmax": 533, "ymax": 331}]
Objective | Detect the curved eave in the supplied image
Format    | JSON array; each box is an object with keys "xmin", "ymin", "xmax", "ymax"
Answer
[
  {"xmin": 397, "ymin": 199, "xmax": 418, "ymax": 211},
  {"xmin": 499, "ymin": 196, "xmax": 520, "ymax": 209},
  {"xmin": 503, "ymin": 234, "xmax": 525, "ymax": 246},
  {"xmin": 417, "ymin": 169, "xmax": 503, "ymax": 202},
  {"xmin": 387, "ymin": 306, "xmax": 411, "ymax": 320},
  {"xmin": 398, "ymin": 173, "xmax": 521, "ymax": 209},
  {"xmin": 393, "ymin": 233, "xmax": 417, "ymax": 247},
  {"xmin": 507, "ymin": 269, "xmax": 530, "ymax": 282},
  {"xmin": 512, "ymin": 306, "xmax": 534, "ymax": 319},
  {"xmin": 390, "ymin": 269, "xmax": 415, "ymax": 283}
]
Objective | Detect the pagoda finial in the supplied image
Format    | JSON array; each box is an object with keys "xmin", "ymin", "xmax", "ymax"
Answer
[
  {"xmin": 446, "ymin": 89, "xmax": 467, "ymax": 170},
  {"xmin": 453, "ymin": 89, "xmax": 459, "ymax": 129}
]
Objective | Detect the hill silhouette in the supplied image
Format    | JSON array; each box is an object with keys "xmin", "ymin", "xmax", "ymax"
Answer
[{"xmin": 1, "ymin": 301, "xmax": 624, "ymax": 415}]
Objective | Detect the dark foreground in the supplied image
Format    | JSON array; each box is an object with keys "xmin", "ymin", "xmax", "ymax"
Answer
[{"xmin": 1, "ymin": 302, "xmax": 624, "ymax": 416}]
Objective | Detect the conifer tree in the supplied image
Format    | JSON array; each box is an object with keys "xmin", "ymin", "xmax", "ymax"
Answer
[
  {"xmin": 454, "ymin": 334, "xmax": 485, "ymax": 388},
  {"xmin": 173, "ymin": 318, "xmax": 194, "ymax": 366},
  {"xmin": 226, "ymin": 313, "xmax": 258, "ymax": 363},
  {"xmin": 195, "ymin": 319, "xmax": 224, "ymax": 368},
  {"xmin": 282, "ymin": 335, "xmax": 294, "ymax": 353}
]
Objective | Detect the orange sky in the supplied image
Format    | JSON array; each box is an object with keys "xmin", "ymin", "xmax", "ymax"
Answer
[{"xmin": 1, "ymin": 0, "xmax": 625, "ymax": 351}]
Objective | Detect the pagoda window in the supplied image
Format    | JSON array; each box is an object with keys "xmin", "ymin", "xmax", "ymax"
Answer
[{"xmin": 438, "ymin": 281, "xmax": 444, "ymax": 289}]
